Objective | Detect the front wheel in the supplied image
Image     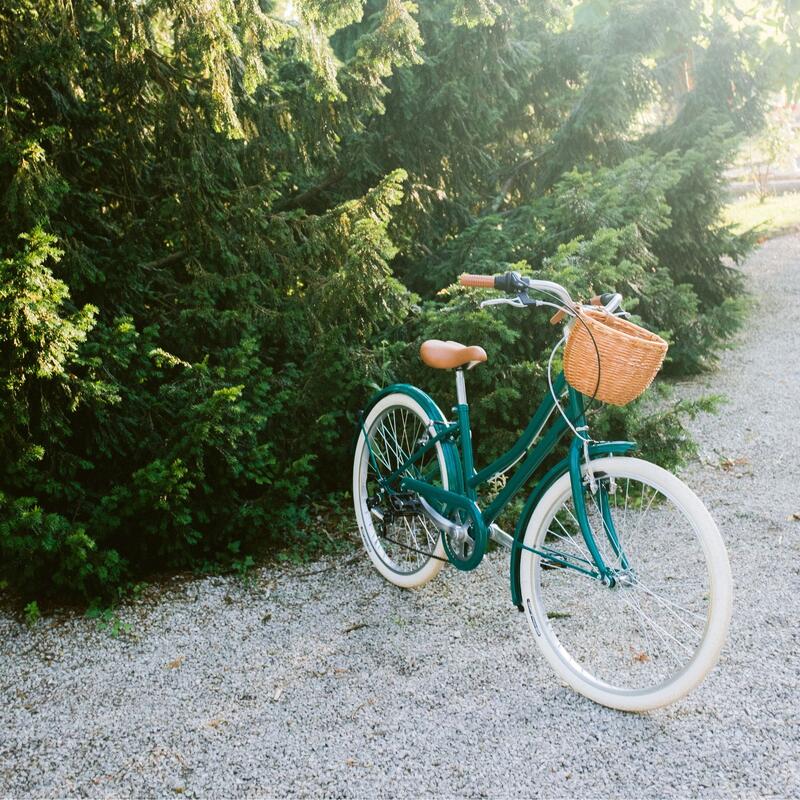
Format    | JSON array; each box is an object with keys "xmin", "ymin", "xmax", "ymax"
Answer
[{"xmin": 519, "ymin": 457, "xmax": 732, "ymax": 711}]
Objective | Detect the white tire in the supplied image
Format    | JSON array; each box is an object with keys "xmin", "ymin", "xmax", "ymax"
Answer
[{"xmin": 519, "ymin": 457, "xmax": 732, "ymax": 711}]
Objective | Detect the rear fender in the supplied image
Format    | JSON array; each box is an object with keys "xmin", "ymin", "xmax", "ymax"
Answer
[{"xmin": 355, "ymin": 384, "xmax": 464, "ymax": 494}]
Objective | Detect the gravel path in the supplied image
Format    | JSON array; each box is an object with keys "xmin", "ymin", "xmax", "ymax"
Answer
[{"xmin": 2, "ymin": 236, "xmax": 799, "ymax": 799}]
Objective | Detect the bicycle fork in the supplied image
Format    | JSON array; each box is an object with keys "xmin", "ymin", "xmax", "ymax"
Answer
[{"xmin": 567, "ymin": 436, "xmax": 630, "ymax": 585}]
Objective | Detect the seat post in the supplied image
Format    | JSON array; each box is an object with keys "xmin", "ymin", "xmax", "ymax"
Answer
[
  {"xmin": 455, "ymin": 368, "xmax": 467, "ymax": 406},
  {"xmin": 454, "ymin": 367, "xmax": 475, "ymax": 497}
]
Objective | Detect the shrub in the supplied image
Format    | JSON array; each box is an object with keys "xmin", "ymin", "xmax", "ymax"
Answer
[{"xmin": 0, "ymin": 0, "xmax": 768, "ymax": 600}]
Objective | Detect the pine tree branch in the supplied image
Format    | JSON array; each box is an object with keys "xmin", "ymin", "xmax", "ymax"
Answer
[
  {"xmin": 275, "ymin": 171, "xmax": 346, "ymax": 212},
  {"xmin": 139, "ymin": 251, "xmax": 186, "ymax": 271}
]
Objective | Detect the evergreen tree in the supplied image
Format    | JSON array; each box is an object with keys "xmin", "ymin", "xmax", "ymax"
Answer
[{"xmin": 0, "ymin": 0, "xmax": 772, "ymax": 600}]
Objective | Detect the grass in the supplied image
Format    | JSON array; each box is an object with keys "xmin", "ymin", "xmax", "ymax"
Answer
[{"xmin": 724, "ymin": 191, "xmax": 800, "ymax": 239}]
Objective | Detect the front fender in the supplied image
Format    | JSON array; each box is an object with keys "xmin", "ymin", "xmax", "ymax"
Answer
[{"xmin": 508, "ymin": 441, "xmax": 636, "ymax": 608}]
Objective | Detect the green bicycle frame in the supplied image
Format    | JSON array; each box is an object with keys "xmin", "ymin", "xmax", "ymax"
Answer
[{"xmin": 367, "ymin": 370, "xmax": 635, "ymax": 604}]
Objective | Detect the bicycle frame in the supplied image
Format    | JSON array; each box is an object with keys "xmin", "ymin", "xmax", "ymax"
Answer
[{"xmin": 370, "ymin": 370, "xmax": 635, "ymax": 589}]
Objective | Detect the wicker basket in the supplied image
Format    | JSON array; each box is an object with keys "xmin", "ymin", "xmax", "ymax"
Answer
[{"xmin": 563, "ymin": 309, "xmax": 668, "ymax": 406}]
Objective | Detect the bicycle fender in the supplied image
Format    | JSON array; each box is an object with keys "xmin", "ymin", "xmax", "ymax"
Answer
[
  {"xmin": 508, "ymin": 440, "xmax": 636, "ymax": 608},
  {"xmin": 356, "ymin": 384, "xmax": 464, "ymax": 494}
]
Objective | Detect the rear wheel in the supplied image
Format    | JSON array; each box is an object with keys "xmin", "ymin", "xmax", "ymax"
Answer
[
  {"xmin": 353, "ymin": 392, "xmax": 452, "ymax": 588},
  {"xmin": 520, "ymin": 457, "xmax": 732, "ymax": 711}
]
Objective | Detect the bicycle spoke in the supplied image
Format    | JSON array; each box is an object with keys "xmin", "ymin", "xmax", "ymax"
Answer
[
  {"xmin": 617, "ymin": 591, "xmax": 694, "ymax": 662},
  {"xmin": 383, "ymin": 413, "xmax": 406, "ymax": 466},
  {"xmin": 419, "ymin": 515, "xmax": 438, "ymax": 550},
  {"xmin": 623, "ymin": 587, "xmax": 662, "ymax": 671},
  {"xmin": 402, "ymin": 516, "xmax": 420, "ymax": 559},
  {"xmin": 632, "ymin": 578, "xmax": 708, "ymax": 627},
  {"xmin": 547, "ymin": 516, "xmax": 591, "ymax": 560},
  {"xmin": 369, "ymin": 434, "xmax": 394, "ymax": 474}
]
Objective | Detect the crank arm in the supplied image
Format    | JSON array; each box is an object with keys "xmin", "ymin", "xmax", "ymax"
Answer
[{"xmin": 417, "ymin": 496, "xmax": 469, "ymax": 542}]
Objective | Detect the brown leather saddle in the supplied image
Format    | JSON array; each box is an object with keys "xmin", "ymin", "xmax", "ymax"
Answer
[{"xmin": 419, "ymin": 339, "xmax": 487, "ymax": 370}]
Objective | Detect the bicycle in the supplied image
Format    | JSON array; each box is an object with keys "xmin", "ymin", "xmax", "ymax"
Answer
[{"xmin": 352, "ymin": 270, "xmax": 732, "ymax": 711}]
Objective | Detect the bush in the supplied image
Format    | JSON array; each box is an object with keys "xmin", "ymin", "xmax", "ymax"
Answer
[{"xmin": 0, "ymin": 0, "xmax": 767, "ymax": 601}]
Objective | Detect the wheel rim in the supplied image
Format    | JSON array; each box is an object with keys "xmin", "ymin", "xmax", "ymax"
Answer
[
  {"xmin": 358, "ymin": 403, "xmax": 446, "ymax": 576},
  {"xmin": 531, "ymin": 468, "xmax": 715, "ymax": 695}
]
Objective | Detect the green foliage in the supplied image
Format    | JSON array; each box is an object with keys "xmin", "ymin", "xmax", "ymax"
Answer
[
  {"xmin": 0, "ymin": 0, "xmax": 772, "ymax": 601},
  {"xmin": 0, "ymin": 0, "xmax": 417, "ymax": 600},
  {"xmin": 85, "ymin": 604, "xmax": 133, "ymax": 638},
  {"xmin": 711, "ymin": 0, "xmax": 800, "ymax": 101},
  {"xmin": 589, "ymin": 392, "xmax": 721, "ymax": 472},
  {"xmin": 23, "ymin": 600, "xmax": 40, "ymax": 626}
]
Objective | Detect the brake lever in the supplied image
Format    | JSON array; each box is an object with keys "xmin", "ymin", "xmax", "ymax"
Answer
[
  {"xmin": 479, "ymin": 292, "xmax": 542, "ymax": 310},
  {"xmin": 479, "ymin": 297, "xmax": 525, "ymax": 309}
]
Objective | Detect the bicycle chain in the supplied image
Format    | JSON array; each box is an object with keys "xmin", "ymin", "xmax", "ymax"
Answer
[{"xmin": 378, "ymin": 521, "xmax": 449, "ymax": 563}]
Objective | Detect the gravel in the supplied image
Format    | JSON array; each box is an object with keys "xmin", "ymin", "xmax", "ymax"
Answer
[{"xmin": 2, "ymin": 235, "xmax": 800, "ymax": 800}]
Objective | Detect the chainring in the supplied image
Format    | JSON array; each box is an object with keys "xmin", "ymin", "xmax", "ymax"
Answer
[{"xmin": 442, "ymin": 510, "xmax": 488, "ymax": 571}]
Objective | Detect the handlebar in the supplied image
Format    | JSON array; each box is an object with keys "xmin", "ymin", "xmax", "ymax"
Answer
[
  {"xmin": 459, "ymin": 271, "xmax": 624, "ymax": 320},
  {"xmin": 461, "ymin": 270, "xmax": 577, "ymax": 309}
]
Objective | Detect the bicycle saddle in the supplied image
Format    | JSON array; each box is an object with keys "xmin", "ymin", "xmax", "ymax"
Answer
[{"xmin": 419, "ymin": 339, "xmax": 487, "ymax": 370}]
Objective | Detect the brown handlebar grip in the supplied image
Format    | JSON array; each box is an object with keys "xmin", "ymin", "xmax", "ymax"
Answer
[{"xmin": 460, "ymin": 273, "xmax": 495, "ymax": 288}]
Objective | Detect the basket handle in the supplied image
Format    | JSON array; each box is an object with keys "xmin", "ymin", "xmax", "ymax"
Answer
[{"xmin": 549, "ymin": 295, "xmax": 602, "ymax": 325}]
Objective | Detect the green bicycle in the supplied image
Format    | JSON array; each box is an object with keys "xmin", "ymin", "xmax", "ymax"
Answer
[{"xmin": 352, "ymin": 271, "xmax": 732, "ymax": 711}]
